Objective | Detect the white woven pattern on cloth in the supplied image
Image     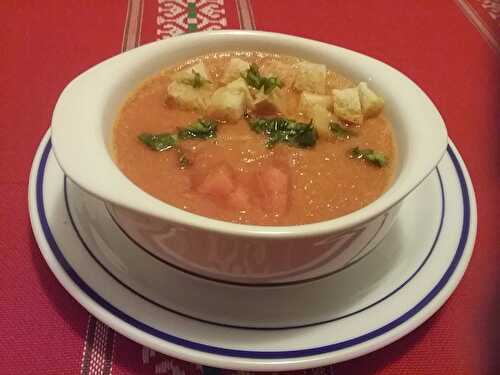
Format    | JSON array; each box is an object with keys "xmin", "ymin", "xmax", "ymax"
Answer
[{"xmin": 157, "ymin": 0, "xmax": 227, "ymax": 38}]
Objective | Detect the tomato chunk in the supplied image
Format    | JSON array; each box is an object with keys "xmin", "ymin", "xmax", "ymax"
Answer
[
  {"xmin": 258, "ymin": 166, "xmax": 289, "ymax": 216},
  {"xmin": 198, "ymin": 164, "xmax": 235, "ymax": 197},
  {"xmin": 228, "ymin": 186, "xmax": 251, "ymax": 211}
]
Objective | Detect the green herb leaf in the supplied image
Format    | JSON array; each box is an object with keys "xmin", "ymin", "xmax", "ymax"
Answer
[
  {"xmin": 248, "ymin": 117, "xmax": 317, "ymax": 148},
  {"xmin": 139, "ymin": 119, "xmax": 217, "ymax": 170},
  {"xmin": 243, "ymin": 63, "xmax": 263, "ymax": 88},
  {"xmin": 181, "ymin": 70, "xmax": 210, "ymax": 88},
  {"xmin": 138, "ymin": 133, "xmax": 177, "ymax": 151},
  {"xmin": 242, "ymin": 63, "xmax": 283, "ymax": 94},
  {"xmin": 262, "ymin": 76, "xmax": 283, "ymax": 94},
  {"xmin": 350, "ymin": 147, "xmax": 387, "ymax": 167},
  {"xmin": 177, "ymin": 119, "xmax": 217, "ymax": 140},
  {"xmin": 329, "ymin": 122, "xmax": 357, "ymax": 140}
]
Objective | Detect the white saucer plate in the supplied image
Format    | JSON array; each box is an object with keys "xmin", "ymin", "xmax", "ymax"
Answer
[{"xmin": 29, "ymin": 130, "xmax": 477, "ymax": 371}]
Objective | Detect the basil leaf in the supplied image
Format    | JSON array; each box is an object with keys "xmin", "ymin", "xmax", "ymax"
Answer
[
  {"xmin": 248, "ymin": 117, "xmax": 317, "ymax": 149},
  {"xmin": 263, "ymin": 76, "xmax": 283, "ymax": 94},
  {"xmin": 177, "ymin": 119, "xmax": 217, "ymax": 140},
  {"xmin": 350, "ymin": 147, "xmax": 387, "ymax": 167},
  {"xmin": 138, "ymin": 119, "xmax": 217, "ymax": 170},
  {"xmin": 181, "ymin": 70, "xmax": 210, "ymax": 88},
  {"xmin": 243, "ymin": 63, "xmax": 263, "ymax": 89},
  {"xmin": 138, "ymin": 133, "xmax": 177, "ymax": 151},
  {"xmin": 242, "ymin": 63, "xmax": 283, "ymax": 94}
]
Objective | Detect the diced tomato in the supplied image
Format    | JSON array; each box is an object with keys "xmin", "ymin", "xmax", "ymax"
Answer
[
  {"xmin": 258, "ymin": 166, "xmax": 289, "ymax": 216},
  {"xmin": 228, "ymin": 186, "xmax": 251, "ymax": 211},
  {"xmin": 198, "ymin": 164, "xmax": 235, "ymax": 197}
]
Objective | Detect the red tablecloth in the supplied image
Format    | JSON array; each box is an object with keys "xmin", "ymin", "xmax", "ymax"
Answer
[{"xmin": 1, "ymin": 1, "xmax": 499, "ymax": 374}]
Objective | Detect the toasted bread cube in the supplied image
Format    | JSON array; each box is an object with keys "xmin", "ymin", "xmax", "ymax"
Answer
[
  {"xmin": 293, "ymin": 61, "xmax": 327, "ymax": 94},
  {"xmin": 358, "ymin": 82, "xmax": 384, "ymax": 118},
  {"xmin": 167, "ymin": 81, "xmax": 212, "ymax": 111},
  {"xmin": 173, "ymin": 62, "xmax": 210, "ymax": 82},
  {"xmin": 261, "ymin": 60, "xmax": 296, "ymax": 87},
  {"xmin": 332, "ymin": 87, "xmax": 363, "ymax": 124},
  {"xmin": 298, "ymin": 92, "xmax": 335, "ymax": 137},
  {"xmin": 207, "ymin": 86, "xmax": 246, "ymax": 122},
  {"xmin": 222, "ymin": 58, "xmax": 251, "ymax": 84},
  {"xmin": 309, "ymin": 104, "xmax": 334, "ymax": 138},
  {"xmin": 253, "ymin": 87, "xmax": 288, "ymax": 116},
  {"xmin": 298, "ymin": 92, "xmax": 333, "ymax": 115},
  {"xmin": 225, "ymin": 78, "xmax": 254, "ymax": 108}
]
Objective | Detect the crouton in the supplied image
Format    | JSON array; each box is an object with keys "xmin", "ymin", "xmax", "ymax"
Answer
[
  {"xmin": 253, "ymin": 87, "xmax": 288, "ymax": 116},
  {"xmin": 225, "ymin": 77, "xmax": 254, "ymax": 108},
  {"xmin": 298, "ymin": 92, "xmax": 333, "ymax": 115},
  {"xmin": 332, "ymin": 87, "xmax": 363, "ymax": 124},
  {"xmin": 166, "ymin": 81, "xmax": 212, "ymax": 111},
  {"xmin": 173, "ymin": 62, "xmax": 210, "ymax": 82},
  {"xmin": 260, "ymin": 60, "xmax": 296, "ymax": 87},
  {"xmin": 222, "ymin": 58, "xmax": 250, "ymax": 84},
  {"xmin": 298, "ymin": 92, "xmax": 336, "ymax": 137},
  {"xmin": 309, "ymin": 105, "xmax": 334, "ymax": 138},
  {"xmin": 294, "ymin": 61, "xmax": 327, "ymax": 94},
  {"xmin": 358, "ymin": 82, "xmax": 384, "ymax": 118},
  {"xmin": 207, "ymin": 86, "xmax": 246, "ymax": 122}
]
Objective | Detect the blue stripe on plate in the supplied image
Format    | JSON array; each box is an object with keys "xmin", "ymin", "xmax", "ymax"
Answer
[
  {"xmin": 35, "ymin": 140, "xmax": 471, "ymax": 359},
  {"xmin": 63, "ymin": 171, "xmax": 444, "ymax": 330}
]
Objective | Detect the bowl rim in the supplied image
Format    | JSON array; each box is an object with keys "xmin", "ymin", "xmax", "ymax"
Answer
[{"xmin": 51, "ymin": 30, "xmax": 448, "ymax": 239}]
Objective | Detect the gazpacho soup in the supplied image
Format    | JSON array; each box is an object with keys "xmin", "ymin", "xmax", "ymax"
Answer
[{"xmin": 113, "ymin": 52, "xmax": 397, "ymax": 226}]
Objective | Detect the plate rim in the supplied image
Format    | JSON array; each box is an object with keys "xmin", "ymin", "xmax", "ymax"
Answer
[
  {"xmin": 28, "ymin": 130, "xmax": 477, "ymax": 371},
  {"xmin": 64, "ymin": 173, "xmax": 444, "ymax": 330}
]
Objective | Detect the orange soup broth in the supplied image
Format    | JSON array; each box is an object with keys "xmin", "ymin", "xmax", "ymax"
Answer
[{"xmin": 113, "ymin": 52, "xmax": 397, "ymax": 225}]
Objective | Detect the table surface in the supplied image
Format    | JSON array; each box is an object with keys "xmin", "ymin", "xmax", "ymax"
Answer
[{"xmin": 1, "ymin": 1, "xmax": 499, "ymax": 374}]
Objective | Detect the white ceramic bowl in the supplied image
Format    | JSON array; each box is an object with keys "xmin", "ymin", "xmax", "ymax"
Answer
[{"xmin": 51, "ymin": 30, "xmax": 447, "ymax": 285}]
